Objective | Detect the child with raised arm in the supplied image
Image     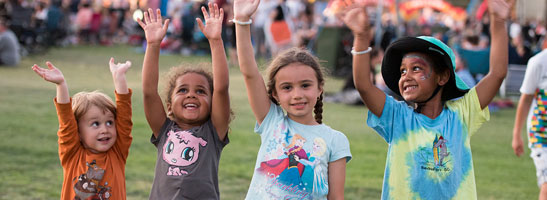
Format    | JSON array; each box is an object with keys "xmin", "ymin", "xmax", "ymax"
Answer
[
  {"xmin": 512, "ymin": 49, "xmax": 547, "ymax": 200},
  {"xmin": 233, "ymin": 0, "xmax": 352, "ymax": 199},
  {"xmin": 137, "ymin": 5, "xmax": 231, "ymax": 199},
  {"xmin": 343, "ymin": 0, "xmax": 512, "ymax": 199},
  {"xmin": 31, "ymin": 58, "xmax": 133, "ymax": 200}
]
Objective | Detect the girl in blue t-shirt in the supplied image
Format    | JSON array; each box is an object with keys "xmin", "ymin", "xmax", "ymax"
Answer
[
  {"xmin": 233, "ymin": 0, "xmax": 352, "ymax": 199},
  {"xmin": 341, "ymin": 0, "xmax": 512, "ymax": 199}
]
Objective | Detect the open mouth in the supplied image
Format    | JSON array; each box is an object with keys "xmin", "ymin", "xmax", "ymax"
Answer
[
  {"xmin": 98, "ymin": 137, "xmax": 111, "ymax": 143},
  {"xmin": 184, "ymin": 103, "xmax": 198, "ymax": 109},
  {"xmin": 403, "ymin": 85, "xmax": 417, "ymax": 93}
]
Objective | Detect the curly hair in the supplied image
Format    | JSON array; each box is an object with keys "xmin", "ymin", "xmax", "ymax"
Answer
[{"xmin": 163, "ymin": 65, "xmax": 234, "ymax": 123}]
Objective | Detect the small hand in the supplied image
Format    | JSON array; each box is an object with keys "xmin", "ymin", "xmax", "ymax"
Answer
[
  {"xmin": 488, "ymin": 0, "xmax": 515, "ymax": 20},
  {"xmin": 341, "ymin": 6, "xmax": 371, "ymax": 39},
  {"xmin": 197, "ymin": 3, "xmax": 223, "ymax": 40},
  {"xmin": 512, "ymin": 134, "xmax": 524, "ymax": 157},
  {"xmin": 137, "ymin": 8, "xmax": 170, "ymax": 45},
  {"xmin": 233, "ymin": 0, "xmax": 260, "ymax": 21},
  {"xmin": 32, "ymin": 62, "xmax": 65, "ymax": 85},
  {"xmin": 294, "ymin": 155, "xmax": 300, "ymax": 162},
  {"xmin": 109, "ymin": 57, "xmax": 131, "ymax": 78}
]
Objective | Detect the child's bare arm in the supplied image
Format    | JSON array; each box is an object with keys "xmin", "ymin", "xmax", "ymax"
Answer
[
  {"xmin": 475, "ymin": 0, "xmax": 514, "ymax": 109},
  {"xmin": 512, "ymin": 94, "xmax": 533, "ymax": 157},
  {"xmin": 327, "ymin": 158, "xmax": 347, "ymax": 200},
  {"xmin": 197, "ymin": 3, "xmax": 230, "ymax": 140},
  {"xmin": 137, "ymin": 8, "xmax": 170, "ymax": 135},
  {"xmin": 234, "ymin": 0, "xmax": 271, "ymax": 124},
  {"xmin": 32, "ymin": 62, "xmax": 69, "ymax": 104},
  {"xmin": 109, "ymin": 57, "xmax": 131, "ymax": 94},
  {"xmin": 342, "ymin": 7, "xmax": 386, "ymax": 116}
]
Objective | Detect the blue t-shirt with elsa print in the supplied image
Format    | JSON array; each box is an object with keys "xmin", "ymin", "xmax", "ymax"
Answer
[
  {"xmin": 367, "ymin": 88, "xmax": 489, "ymax": 200},
  {"xmin": 246, "ymin": 102, "xmax": 352, "ymax": 200}
]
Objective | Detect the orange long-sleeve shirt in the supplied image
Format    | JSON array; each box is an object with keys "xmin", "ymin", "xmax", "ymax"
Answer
[{"xmin": 55, "ymin": 90, "xmax": 132, "ymax": 200}]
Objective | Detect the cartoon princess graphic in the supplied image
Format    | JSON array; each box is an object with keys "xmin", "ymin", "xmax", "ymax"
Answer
[
  {"xmin": 162, "ymin": 130, "xmax": 207, "ymax": 176},
  {"xmin": 258, "ymin": 133, "xmax": 308, "ymax": 188},
  {"xmin": 298, "ymin": 138, "xmax": 328, "ymax": 196}
]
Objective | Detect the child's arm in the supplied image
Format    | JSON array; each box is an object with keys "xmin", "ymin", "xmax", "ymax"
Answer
[
  {"xmin": 327, "ymin": 158, "xmax": 347, "ymax": 200},
  {"xmin": 137, "ymin": 8, "xmax": 170, "ymax": 136},
  {"xmin": 196, "ymin": 3, "xmax": 230, "ymax": 140},
  {"xmin": 342, "ymin": 7, "xmax": 386, "ymax": 116},
  {"xmin": 32, "ymin": 62, "xmax": 69, "ymax": 104},
  {"xmin": 475, "ymin": 0, "xmax": 514, "ymax": 109},
  {"xmin": 109, "ymin": 57, "xmax": 131, "ymax": 94},
  {"xmin": 233, "ymin": 0, "xmax": 271, "ymax": 124},
  {"xmin": 512, "ymin": 94, "xmax": 533, "ymax": 157}
]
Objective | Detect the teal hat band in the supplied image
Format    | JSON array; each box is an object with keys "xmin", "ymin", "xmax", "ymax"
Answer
[{"xmin": 417, "ymin": 36, "xmax": 470, "ymax": 90}]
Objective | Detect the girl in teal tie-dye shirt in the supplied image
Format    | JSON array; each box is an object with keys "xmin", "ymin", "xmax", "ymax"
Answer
[{"xmin": 341, "ymin": 0, "xmax": 513, "ymax": 199}]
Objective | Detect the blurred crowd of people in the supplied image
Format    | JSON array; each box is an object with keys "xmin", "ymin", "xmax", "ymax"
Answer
[{"xmin": 1, "ymin": 0, "xmax": 546, "ymax": 86}]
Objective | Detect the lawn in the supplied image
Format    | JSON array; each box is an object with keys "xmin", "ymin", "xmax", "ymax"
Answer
[{"xmin": 0, "ymin": 45, "xmax": 538, "ymax": 199}]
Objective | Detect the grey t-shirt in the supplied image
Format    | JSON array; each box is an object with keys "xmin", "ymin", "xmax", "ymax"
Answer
[
  {"xmin": 0, "ymin": 30, "xmax": 20, "ymax": 66},
  {"xmin": 149, "ymin": 118, "xmax": 229, "ymax": 200}
]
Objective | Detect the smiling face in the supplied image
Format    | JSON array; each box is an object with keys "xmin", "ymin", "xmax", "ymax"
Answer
[
  {"xmin": 272, "ymin": 63, "xmax": 323, "ymax": 124},
  {"xmin": 398, "ymin": 52, "xmax": 448, "ymax": 102},
  {"xmin": 167, "ymin": 73, "xmax": 212, "ymax": 127},
  {"xmin": 78, "ymin": 105, "xmax": 117, "ymax": 153}
]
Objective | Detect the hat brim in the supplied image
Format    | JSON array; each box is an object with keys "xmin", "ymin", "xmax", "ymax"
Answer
[{"xmin": 381, "ymin": 37, "xmax": 469, "ymax": 101}]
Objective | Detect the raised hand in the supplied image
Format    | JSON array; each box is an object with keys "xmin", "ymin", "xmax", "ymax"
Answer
[
  {"xmin": 32, "ymin": 62, "xmax": 65, "ymax": 85},
  {"xmin": 341, "ymin": 6, "xmax": 371, "ymax": 39},
  {"xmin": 489, "ymin": 0, "xmax": 515, "ymax": 20},
  {"xmin": 197, "ymin": 3, "xmax": 223, "ymax": 40},
  {"xmin": 233, "ymin": 0, "xmax": 260, "ymax": 21},
  {"xmin": 109, "ymin": 57, "xmax": 131, "ymax": 78},
  {"xmin": 137, "ymin": 8, "xmax": 170, "ymax": 45}
]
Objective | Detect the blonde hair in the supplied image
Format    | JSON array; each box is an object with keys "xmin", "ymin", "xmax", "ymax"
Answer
[
  {"xmin": 266, "ymin": 47, "xmax": 325, "ymax": 124},
  {"xmin": 72, "ymin": 91, "xmax": 116, "ymax": 122},
  {"xmin": 312, "ymin": 138, "xmax": 327, "ymax": 157}
]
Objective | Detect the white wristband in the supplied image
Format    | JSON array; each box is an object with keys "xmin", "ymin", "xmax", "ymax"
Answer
[
  {"xmin": 351, "ymin": 47, "xmax": 372, "ymax": 55},
  {"xmin": 230, "ymin": 18, "xmax": 252, "ymax": 25}
]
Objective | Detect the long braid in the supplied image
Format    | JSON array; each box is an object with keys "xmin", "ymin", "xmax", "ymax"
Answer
[{"xmin": 314, "ymin": 94, "xmax": 323, "ymax": 124}]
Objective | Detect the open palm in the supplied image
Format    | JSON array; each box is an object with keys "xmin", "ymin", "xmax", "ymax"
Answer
[
  {"xmin": 489, "ymin": 0, "xmax": 515, "ymax": 20},
  {"xmin": 32, "ymin": 62, "xmax": 65, "ymax": 84},
  {"xmin": 109, "ymin": 57, "xmax": 131, "ymax": 77},
  {"xmin": 342, "ymin": 6, "xmax": 370, "ymax": 38},
  {"xmin": 197, "ymin": 3, "xmax": 223, "ymax": 40},
  {"xmin": 233, "ymin": 0, "xmax": 260, "ymax": 20},
  {"xmin": 137, "ymin": 8, "xmax": 169, "ymax": 44}
]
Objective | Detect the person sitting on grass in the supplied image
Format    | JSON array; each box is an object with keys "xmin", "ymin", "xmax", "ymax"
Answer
[
  {"xmin": 343, "ymin": 0, "xmax": 512, "ymax": 199},
  {"xmin": 31, "ymin": 58, "xmax": 133, "ymax": 200}
]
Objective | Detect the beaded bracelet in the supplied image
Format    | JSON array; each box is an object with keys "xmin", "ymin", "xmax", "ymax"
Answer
[
  {"xmin": 351, "ymin": 47, "xmax": 372, "ymax": 55},
  {"xmin": 230, "ymin": 18, "xmax": 253, "ymax": 25}
]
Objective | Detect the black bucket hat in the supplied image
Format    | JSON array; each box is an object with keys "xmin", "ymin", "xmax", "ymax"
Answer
[{"xmin": 381, "ymin": 36, "xmax": 470, "ymax": 101}]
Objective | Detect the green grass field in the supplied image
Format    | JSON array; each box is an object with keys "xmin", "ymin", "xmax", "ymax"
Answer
[{"xmin": 0, "ymin": 45, "xmax": 539, "ymax": 199}]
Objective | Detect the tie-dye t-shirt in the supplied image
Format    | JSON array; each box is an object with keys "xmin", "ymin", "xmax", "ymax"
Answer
[
  {"xmin": 246, "ymin": 103, "xmax": 352, "ymax": 200},
  {"xmin": 367, "ymin": 88, "xmax": 489, "ymax": 200}
]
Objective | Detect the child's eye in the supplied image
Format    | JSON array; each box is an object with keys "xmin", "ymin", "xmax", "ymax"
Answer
[
  {"xmin": 400, "ymin": 68, "xmax": 407, "ymax": 75},
  {"xmin": 178, "ymin": 88, "xmax": 187, "ymax": 93},
  {"xmin": 301, "ymin": 83, "xmax": 311, "ymax": 88},
  {"xmin": 196, "ymin": 89, "xmax": 205, "ymax": 94},
  {"xmin": 282, "ymin": 85, "xmax": 292, "ymax": 90},
  {"xmin": 413, "ymin": 66, "xmax": 421, "ymax": 71},
  {"xmin": 91, "ymin": 122, "xmax": 99, "ymax": 127},
  {"xmin": 106, "ymin": 121, "xmax": 114, "ymax": 126}
]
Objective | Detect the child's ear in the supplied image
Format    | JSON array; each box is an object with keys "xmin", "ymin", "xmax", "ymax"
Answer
[
  {"xmin": 272, "ymin": 90, "xmax": 279, "ymax": 102},
  {"xmin": 166, "ymin": 103, "xmax": 172, "ymax": 116},
  {"xmin": 438, "ymin": 70, "xmax": 451, "ymax": 86}
]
